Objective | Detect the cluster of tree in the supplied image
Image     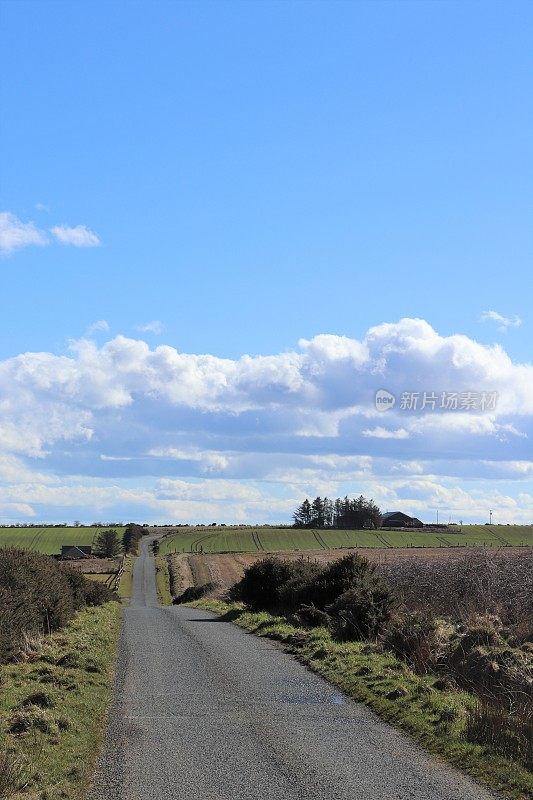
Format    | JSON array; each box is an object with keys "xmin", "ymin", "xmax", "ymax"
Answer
[
  {"xmin": 92, "ymin": 523, "xmax": 148, "ymax": 558},
  {"xmin": 0, "ymin": 523, "xmax": 69, "ymax": 528},
  {"xmin": 122, "ymin": 523, "xmax": 146, "ymax": 555},
  {"xmin": 293, "ymin": 495, "xmax": 382, "ymax": 529}
]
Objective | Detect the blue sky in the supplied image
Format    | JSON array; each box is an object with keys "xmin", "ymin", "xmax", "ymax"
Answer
[{"xmin": 0, "ymin": 1, "xmax": 532, "ymax": 524}]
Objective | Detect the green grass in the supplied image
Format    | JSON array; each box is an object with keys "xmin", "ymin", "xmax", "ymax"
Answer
[
  {"xmin": 159, "ymin": 524, "xmax": 533, "ymax": 554},
  {"xmin": 117, "ymin": 556, "xmax": 134, "ymax": 599},
  {"xmin": 85, "ymin": 572, "xmax": 115, "ymax": 584},
  {"xmin": 155, "ymin": 556, "xmax": 172, "ymax": 605},
  {"xmin": 0, "ymin": 602, "xmax": 121, "ymax": 800},
  {"xmin": 0, "ymin": 526, "xmax": 125, "ymax": 555},
  {"xmin": 190, "ymin": 599, "xmax": 532, "ymax": 800}
]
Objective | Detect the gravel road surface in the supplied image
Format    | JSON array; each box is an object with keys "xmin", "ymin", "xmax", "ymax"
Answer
[{"xmin": 88, "ymin": 537, "xmax": 499, "ymax": 800}]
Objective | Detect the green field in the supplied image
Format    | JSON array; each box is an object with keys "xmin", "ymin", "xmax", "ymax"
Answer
[
  {"xmin": 0, "ymin": 526, "xmax": 125, "ymax": 555},
  {"xmin": 159, "ymin": 525, "xmax": 533, "ymax": 554},
  {"xmin": 85, "ymin": 572, "xmax": 116, "ymax": 584}
]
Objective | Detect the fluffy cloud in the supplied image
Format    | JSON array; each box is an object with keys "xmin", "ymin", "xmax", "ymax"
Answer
[
  {"xmin": 0, "ymin": 210, "xmax": 101, "ymax": 255},
  {"xmin": 0, "ymin": 318, "xmax": 531, "ymax": 523},
  {"xmin": 480, "ymin": 310, "xmax": 522, "ymax": 332},
  {"xmin": 0, "ymin": 211, "xmax": 48, "ymax": 254},
  {"xmin": 50, "ymin": 224, "xmax": 101, "ymax": 247}
]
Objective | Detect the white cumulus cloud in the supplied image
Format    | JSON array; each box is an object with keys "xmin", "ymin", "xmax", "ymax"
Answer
[
  {"xmin": 0, "ymin": 317, "xmax": 531, "ymax": 523},
  {"xmin": 480, "ymin": 310, "xmax": 522, "ymax": 332},
  {"xmin": 50, "ymin": 224, "xmax": 101, "ymax": 247},
  {"xmin": 0, "ymin": 210, "xmax": 101, "ymax": 256},
  {"xmin": 0, "ymin": 211, "xmax": 48, "ymax": 254}
]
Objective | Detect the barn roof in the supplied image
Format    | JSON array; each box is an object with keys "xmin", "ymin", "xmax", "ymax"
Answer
[{"xmin": 61, "ymin": 545, "xmax": 92, "ymax": 558}]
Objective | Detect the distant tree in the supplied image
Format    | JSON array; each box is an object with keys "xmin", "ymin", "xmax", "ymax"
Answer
[
  {"xmin": 323, "ymin": 497, "xmax": 334, "ymax": 528},
  {"xmin": 94, "ymin": 529, "xmax": 122, "ymax": 558},
  {"xmin": 122, "ymin": 523, "xmax": 145, "ymax": 555},
  {"xmin": 311, "ymin": 497, "xmax": 325, "ymax": 528},
  {"xmin": 333, "ymin": 498, "xmax": 343, "ymax": 527},
  {"xmin": 292, "ymin": 494, "xmax": 382, "ymax": 530},
  {"xmin": 367, "ymin": 500, "xmax": 382, "ymax": 530},
  {"xmin": 293, "ymin": 499, "xmax": 312, "ymax": 528}
]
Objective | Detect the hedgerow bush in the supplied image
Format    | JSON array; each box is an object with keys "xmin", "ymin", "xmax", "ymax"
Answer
[
  {"xmin": 315, "ymin": 553, "xmax": 382, "ymax": 609},
  {"xmin": 173, "ymin": 582, "xmax": 218, "ymax": 604},
  {"xmin": 230, "ymin": 553, "xmax": 394, "ymax": 640},
  {"xmin": 326, "ymin": 578, "xmax": 394, "ymax": 641},
  {"xmin": 0, "ymin": 548, "xmax": 117, "ymax": 664},
  {"xmin": 82, "ymin": 579, "xmax": 117, "ymax": 606},
  {"xmin": 276, "ymin": 553, "xmax": 384, "ymax": 613},
  {"xmin": 228, "ymin": 557, "xmax": 297, "ymax": 611},
  {"xmin": 276, "ymin": 560, "xmax": 324, "ymax": 611}
]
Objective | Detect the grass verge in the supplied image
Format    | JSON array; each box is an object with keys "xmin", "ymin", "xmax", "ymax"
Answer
[
  {"xmin": 117, "ymin": 556, "xmax": 134, "ymax": 599},
  {"xmin": 155, "ymin": 556, "xmax": 172, "ymax": 605},
  {"xmin": 0, "ymin": 602, "xmax": 121, "ymax": 800},
  {"xmin": 190, "ymin": 599, "xmax": 532, "ymax": 800}
]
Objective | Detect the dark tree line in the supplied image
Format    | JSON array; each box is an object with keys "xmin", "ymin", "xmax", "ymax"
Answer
[
  {"xmin": 92, "ymin": 523, "xmax": 147, "ymax": 558},
  {"xmin": 122, "ymin": 523, "xmax": 146, "ymax": 554},
  {"xmin": 293, "ymin": 495, "xmax": 382, "ymax": 529}
]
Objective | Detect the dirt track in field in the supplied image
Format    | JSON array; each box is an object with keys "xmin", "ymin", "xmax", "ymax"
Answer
[{"xmin": 179, "ymin": 546, "xmax": 528, "ymax": 597}]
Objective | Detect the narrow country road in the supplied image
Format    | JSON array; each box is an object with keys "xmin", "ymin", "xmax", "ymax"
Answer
[{"xmin": 88, "ymin": 538, "xmax": 499, "ymax": 800}]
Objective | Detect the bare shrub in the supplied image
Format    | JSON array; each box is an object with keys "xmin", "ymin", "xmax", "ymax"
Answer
[{"xmin": 377, "ymin": 550, "xmax": 533, "ymax": 639}]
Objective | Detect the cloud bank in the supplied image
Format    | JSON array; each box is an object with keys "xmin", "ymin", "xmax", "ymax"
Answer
[{"xmin": 0, "ymin": 318, "xmax": 531, "ymax": 524}]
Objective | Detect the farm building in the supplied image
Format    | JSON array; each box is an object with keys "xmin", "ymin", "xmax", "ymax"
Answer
[
  {"xmin": 60, "ymin": 545, "xmax": 92, "ymax": 560},
  {"xmin": 381, "ymin": 511, "xmax": 423, "ymax": 528}
]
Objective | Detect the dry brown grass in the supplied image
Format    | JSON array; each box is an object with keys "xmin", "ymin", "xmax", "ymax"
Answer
[
  {"xmin": 465, "ymin": 699, "xmax": 533, "ymax": 771},
  {"xmin": 0, "ymin": 747, "xmax": 29, "ymax": 798},
  {"xmin": 377, "ymin": 549, "xmax": 533, "ymax": 639}
]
